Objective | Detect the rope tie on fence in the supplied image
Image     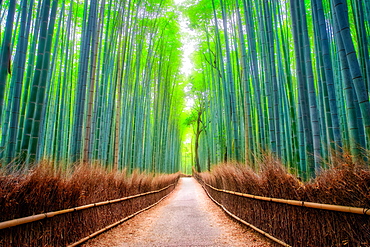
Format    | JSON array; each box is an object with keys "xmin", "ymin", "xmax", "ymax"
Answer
[{"xmin": 364, "ymin": 208, "xmax": 370, "ymax": 215}]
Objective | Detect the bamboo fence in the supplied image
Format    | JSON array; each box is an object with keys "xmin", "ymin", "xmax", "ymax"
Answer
[
  {"xmin": 200, "ymin": 182, "xmax": 291, "ymax": 247},
  {"xmin": 0, "ymin": 183, "xmax": 175, "ymax": 230},
  {"xmin": 203, "ymin": 182, "xmax": 370, "ymax": 215},
  {"xmin": 68, "ymin": 186, "xmax": 174, "ymax": 246}
]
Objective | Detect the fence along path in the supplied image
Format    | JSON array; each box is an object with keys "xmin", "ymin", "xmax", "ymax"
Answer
[
  {"xmin": 0, "ymin": 184, "xmax": 175, "ymax": 231},
  {"xmin": 202, "ymin": 182, "xmax": 370, "ymax": 215},
  {"xmin": 83, "ymin": 177, "xmax": 274, "ymax": 247},
  {"xmin": 0, "ymin": 181, "xmax": 177, "ymax": 246}
]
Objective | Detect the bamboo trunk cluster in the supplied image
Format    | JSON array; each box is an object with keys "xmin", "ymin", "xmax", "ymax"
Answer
[
  {"xmin": 0, "ymin": 0, "xmax": 184, "ymax": 174},
  {"xmin": 185, "ymin": 0, "xmax": 370, "ymax": 178}
]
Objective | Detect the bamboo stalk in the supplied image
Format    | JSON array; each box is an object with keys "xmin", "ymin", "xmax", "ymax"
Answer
[
  {"xmin": 0, "ymin": 183, "xmax": 175, "ymax": 230},
  {"xmin": 204, "ymin": 182, "xmax": 370, "ymax": 215}
]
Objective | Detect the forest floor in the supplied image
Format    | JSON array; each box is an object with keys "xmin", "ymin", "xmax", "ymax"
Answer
[{"xmin": 82, "ymin": 177, "xmax": 275, "ymax": 247}]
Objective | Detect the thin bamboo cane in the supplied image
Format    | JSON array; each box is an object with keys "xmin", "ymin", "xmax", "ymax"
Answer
[
  {"xmin": 0, "ymin": 183, "xmax": 175, "ymax": 230},
  {"xmin": 203, "ymin": 182, "xmax": 370, "ymax": 215}
]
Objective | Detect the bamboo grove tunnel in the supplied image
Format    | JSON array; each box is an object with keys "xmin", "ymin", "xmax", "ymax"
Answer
[{"xmin": 0, "ymin": 0, "xmax": 369, "ymax": 246}]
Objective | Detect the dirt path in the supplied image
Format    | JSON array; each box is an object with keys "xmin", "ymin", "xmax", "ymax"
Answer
[{"xmin": 82, "ymin": 177, "xmax": 274, "ymax": 247}]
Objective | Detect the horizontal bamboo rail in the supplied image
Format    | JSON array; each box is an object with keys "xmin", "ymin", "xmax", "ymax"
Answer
[
  {"xmin": 0, "ymin": 183, "xmax": 175, "ymax": 230},
  {"xmin": 204, "ymin": 182, "xmax": 370, "ymax": 215},
  {"xmin": 68, "ymin": 187, "xmax": 174, "ymax": 246},
  {"xmin": 200, "ymin": 182, "xmax": 291, "ymax": 247}
]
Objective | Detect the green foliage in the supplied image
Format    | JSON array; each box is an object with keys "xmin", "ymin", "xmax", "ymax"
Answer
[
  {"xmin": 183, "ymin": 110, "xmax": 197, "ymax": 127},
  {"xmin": 182, "ymin": 0, "xmax": 370, "ymax": 177},
  {"xmin": 0, "ymin": 0, "xmax": 185, "ymax": 174},
  {"xmin": 1, "ymin": 0, "xmax": 369, "ymax": 178}
]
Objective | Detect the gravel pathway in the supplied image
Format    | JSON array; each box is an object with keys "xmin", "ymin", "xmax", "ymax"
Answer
[{"xmin": 82, "ymin": 177, "xmax": 274, "ymax": 247}]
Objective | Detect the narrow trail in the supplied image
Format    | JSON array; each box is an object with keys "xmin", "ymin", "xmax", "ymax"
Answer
[{"xmin": 83, "ymin": 177, "xmax": 274, "ymax": 247}]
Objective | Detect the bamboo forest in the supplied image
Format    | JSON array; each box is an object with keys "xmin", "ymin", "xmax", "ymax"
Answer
[{"xmin": 0, "ymin": 0, "xmax": 369, "ymax": 246}]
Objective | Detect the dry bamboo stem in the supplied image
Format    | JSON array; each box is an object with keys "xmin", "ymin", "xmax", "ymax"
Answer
[
  {"xmin": 67, "ymin": 188, "xmax": 175, "ymax": 246},
  {"xmin": 204, "ymin": 182, "xmax": 370, "ymax": 215},
  {"xmin": 200, "ymin": 182, "xmax": 291, "ymax": 247},
  {"xmin": 0, "ymin": 183, "xmax": 175, "ymax": 230}
]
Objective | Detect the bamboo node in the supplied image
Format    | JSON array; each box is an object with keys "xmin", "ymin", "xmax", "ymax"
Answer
[{"xmin": 363, "ymin": 208, "xmax": 370, "ymax": 215}]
